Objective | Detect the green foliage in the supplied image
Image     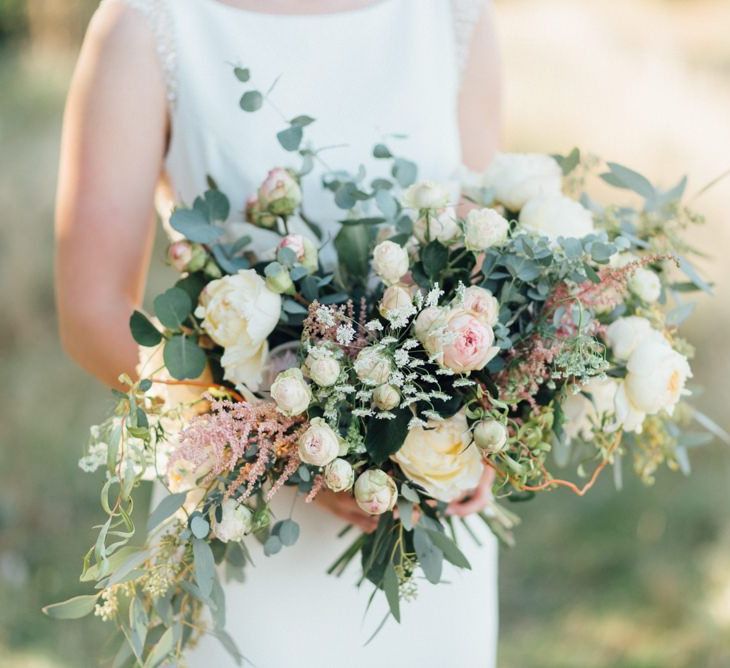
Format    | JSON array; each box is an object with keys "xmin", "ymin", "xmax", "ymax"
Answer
[{"xmin": 163, "ymin": 335, "xmax": 206, "ymax": 380}]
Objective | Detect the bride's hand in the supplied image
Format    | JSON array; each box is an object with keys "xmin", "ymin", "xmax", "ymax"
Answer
[
  {"xmin": 314, "ymin": 489, "xmax": 379, "ymax": 534},
  {"xmin": 446, "ymin": 466, "xmax": 496, "ymax": 518}
]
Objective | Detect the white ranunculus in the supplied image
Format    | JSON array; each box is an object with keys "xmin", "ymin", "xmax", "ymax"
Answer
[
  {"xmin": 379, "ymin": 285, "xmax": 414, "ymax": 323},
  {"xmin": 461, "ymin": 286, "xmax": 500, "ymax": 327},
  {"xmin": 615, "ymin": 336, "xmax": 692, "ymax": 433},
  {"xmin": 473, "ymin": 419, "xmax": 508, "ymax": 453},
  {"xmin": 354, "ymin": 469, "xmax": 398, "ymax": 515},
  {"xmin": 298, "ymin": 418, "xmax": 340, "ymax": 467},
  {"xmin": 562, "ymin": 378, "xmax": 619, "ymax": 442},
  {"xmin": 605, "ymin": 316, "xmax": 653, "ymax": 361},
  {"xmin": 372, "ymin": 240, "xmax": 410, "ymax": 286},
  {"xmin": 413, "ymin": 207, "xmax": 461, "ymax": 245},
  {"xmin": 354, "ymin": 346, "xmax": 393, "ymax": 386},
  {"xmin": 519, "ymin": 193, "xmax": 594, "ymax": 241},
  {"xmin": 270, "ymin": 368, "xmax": 312, "ymax": 416},
  {"xmin": 463, "ymin": 208, "xmax": 510, "ymax": 251},
  {"xmin": 213, "ymin": 499, "xmax": 253, "ymax": 543},
  {"xmin": 195, "ymin": 269, "xmax": 281, "ymax": 390},
  {"xmin": 305, "ymin": 351, "xmax": 341, "ymax": 388},
  {"xmin": 323, "ymin": 458, "xmax": 355, "ymax": 493},
  {"xmin": 629, "ymin": 267, "xmax": 661, "ymax": 303},
  {"xmin": 372, "ymin": 384, "xmax": 401, "ymax": 411},
  {"xmin": 483, "ymin": 152, "xmax": 563, "ymax": 211},
  {"xmin": 402, "ymin": 180, "xmax": 451, "ymax": 210},
  {"xmin": 392, "ymin": 412, "xmax": 484, "ymax": 502}
]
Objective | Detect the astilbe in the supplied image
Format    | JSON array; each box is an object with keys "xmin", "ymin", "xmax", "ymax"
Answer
[{"xmin": 171, "ymin": 396, "xmax": 306, "ymax": 500}]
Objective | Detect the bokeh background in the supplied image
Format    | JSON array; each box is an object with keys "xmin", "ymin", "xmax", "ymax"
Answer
[{"xmin": 1, "ymin": 1, "xmax": 729, "ymax": 666}]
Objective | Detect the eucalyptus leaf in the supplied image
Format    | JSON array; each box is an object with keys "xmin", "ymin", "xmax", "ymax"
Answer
[
  {"xmin": 163, "ymin": 336, "xmax": 207, "ymax": 380},
  {"xmin": 413, "ymin": 528, "xmax": 443, "ymax": 585},
  {"xmin": 42, "ymin": 594, "xmax": 98, "ymax": 620},
  {"xmin": 240, "ymin": 90, "xmax": 263, "ymax": 112},
  {"xmin": 192, "ymin": 539, "xmax": 216, "ymax": 597},
  {"xmin": 170, "ymin": 208, "xmax": 222, "ymax": 244},
  {"xmin": 277, "ymin": 125, "xmax": 303, "ymax": 152},
  {"xmin": 147, "ymin": 492, "xmax": 187, "ymax": 533},
  {"xmin": 154, "ymin": 287, "xmax": 192, "ymax": 330},
  {"xmin": 143, "ymin": 626, "xmax": 174, "ymax": 668},
  {"xmin": 382, "ymin": 563, "xmax": 401, "ymax": 622},
  {"xmin": 365, "ymin": 409, "xmax": 411, "ymax": 465},
  {"xmin": 425, "ymin": 529, "xmax": 471, "ymax": 570},
  {"xmin": 129, "ymin": 311, "xmax": 162, "ymax": 347}
]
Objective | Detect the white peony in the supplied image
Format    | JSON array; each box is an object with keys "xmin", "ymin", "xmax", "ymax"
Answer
[
  {"xmin": 562, "ymin": 377, "xmax": 619, "ymax": 441},
  {"xmin": 413, "ymin": 207, "xmax": 461, "ymax": 245},
  {"xmin": 519, "ymin": 193, "xmax": 595, "ymax": 241},
  {"xmin": 483, "ymin": 152, "xmax": 563, "ymax": 211},
  {"xmin": 323, "ymin": 458, "xmax": 355, "ymax": 493},
  {"xmin": 402, "ymin": 180, "xmax": 451, "ymax": 210},
  {"xmin": 213, "ymin": 499, "xmax": 253, "ymax": 543},
  {"xmin": 629, "ymin": 267, "xmax": 662, "ymax": 304},
  {"xmin": 392, "ymin": 412, "xmax": 484, "ymax": 502},
  {"xmin": 605, "ymin": 316, "xmax": 654, "ymax": 361},
  {"xmin": 354, "ymin": 346, "xmax": 393, "ymax": 386},
  {"xmin": 270, "ymin": 368, "xmax": 312, "ymax": 416},
  {"xmin": 195, "ymin": 269, "xmax": 281, "ymax": 390},
  {"xmin": 463, "ymin": 208, "xmax": 510, "ymax": 251},
  {"xmin": 298, "ymin": 418, "xmax": 340, "ymax": 467},
  {"xmin": 354, "ymin": 469, "xmax": 398, "ymax": 515},
  {"xmin": 372, "ymin": 240, "xmax": 410, "ymax": 286},
  {"xmin": 473, "ymin": 419, "xmax": 508, "ymax": 453},
  {"xmin": 615, "ymin": 336, "xmax": 692, "ymax": 433}
]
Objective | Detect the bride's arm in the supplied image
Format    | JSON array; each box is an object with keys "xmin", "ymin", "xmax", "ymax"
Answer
[
  {"xmin": 458, "ymin": 3, "xmax": 502, "ymax": 170},
  {"xmin": 55, "ymin": 2, "xmax": 167, "ymax": 388}
]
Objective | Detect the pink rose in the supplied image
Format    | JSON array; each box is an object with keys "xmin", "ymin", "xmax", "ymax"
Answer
[{"xmin": 441, "ymin": 311, "xmax": 499, "ymax": 373}]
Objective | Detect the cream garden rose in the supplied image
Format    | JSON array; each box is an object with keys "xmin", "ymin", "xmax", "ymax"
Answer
[
  {"xmin": 323, "ymin": 458, "xmax": 355, "ymax": 493},
  {"xmin": 304, "ymin": 348, "xmax": 341, "ymax": 388},
  {"xmin": 402, "ymin": 180, "xmax": 451, "ymax": 210},
  {"xmin": 605, "ymin": 316, "xmax": 653, "ymax": 361},
  {"xmin": 463, "ymin": 208, "xmax": 510, "ymax": 251},
  {"xmin": 562, "ymin": 377, "xmax": 619, "ymax": 442},
  {"xmin": 483, "ymin": 152, "xmax": 563, "ymax": 211},
  {"xmin": 213, "ymin": 499, "xmax": 253, "ymax": 543},
  {"xmin": 519, "ymin": 193, "xmax": 595, "ymax": 241},
  {"xmin": 392, "ymin": 412, "xmax": 484, "ymax": 502},
  {"xmin": 354, "ymin": 346, "xmax": 393, "ymax": 386},
  {"xmin": 270, "ymin": 368, "xmax": 312, "ymax": 416},
  {"xmin": 298, "ymin": 418, "xmax": 340, "ymax": 467},
  {"xmin": 195, "ymin": 269, "xmax": 281, "ymax": 390},
  {"xmin": 378, "ymin": 285, "xmax": 414, "ymax": 323},
  {"xmin": 462, "ymin": 286, "xmax": 499, "ymax": 327},
  {"xmin": 354, "ymin": 469, "xmax": 398, "ymax": 515},
  {"xmin": 413, "ymin": 207, "xmax": 460, "ymax": 245},
  {"xmin": 372, "ymin": 240, "xmax": 410, "ymax": 286}
]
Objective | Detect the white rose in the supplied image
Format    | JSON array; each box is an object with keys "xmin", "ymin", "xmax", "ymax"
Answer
[
  {"xmin": 562, "ymin": 377, "xmax": 618, "ymax": 441},
  {"xmin": 463, "ymin": 208, "xmax": 510, "ymax": 251},
  {"xmin": 298, "ymin": 418, "xmax": 340, "ymax": 467},
  {"xmin": 213, "ymin": 499, "xmax": 253, "ymax": 543},
  {"xmin": 615, "ymin": 336, "xmax": 692, "ymax": 433},
  {"xmin": 413, "ymin": 306, "xmax": 443, "ymax": 341},
  {"xmin": 354, "ymin": 346, "xmax": 393, "ymax": 386},
  {"xmin": 323, "ymin": 458, "xmax": 355, "ymax": 492},
  {"xmin": 462, "ymin": 286, "xmax": 500, "ymax": 327},
  {"xmin": 354, "ymin": 469, "xmax": 398, "ymax": 515},
  {"xmin": 519, "ymin": 193, "xmax": 594, "ymax": 241},
  {"xmin": 379, "ymin": 285, "xmax": 414, "ymax": 323},
  {"xmin": 605, "ymin": 316, "xmax": 653, "ymax": 361},
  {"xmin": 413, "ymin": 207, "xmax": 461, "ymax": 245},
  {"xmin": 473, "ymin": 419, "xmax": 508, "ymax": 453},
  {"xmin": 270, "ymin": 368, "xmax": 312, "ymax": 416},
  {"xmin": 629, "ymin": 267, "xmax": 661, "ymax": 303},
  {"xmin": 195, "ymin": 269, "xmax": 281, "ymax": 390},
  {"xmin": 305, "ymin": 351, "xmax": 341, "ymax": 388},
  {"xmin": 392, "ymin": 412, "xmax": 484, "ymax": 502},
  {"xmin": 372, "ymin": 384, "xmax": 401, "ymax": 411},
  {"xmin": 372, "ymin": 240, "xmax": 410, "ymax": 286},
  {"xmin": 483, "ymin": 152, "xmax": 563, "ymax": 211},
  {"xmin": 402, "ymin": 180, "xmax": 451, "ymax": 210}
]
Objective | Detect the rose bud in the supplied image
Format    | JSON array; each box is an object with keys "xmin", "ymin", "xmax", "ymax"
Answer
[
  {"xmin": 298, "ymin": 418, "xmax": 340, "ymax": 467},
  {"xmin": 258, "ymin": 168, "xmax": 302, "ymax": 217},
  {"xmin": 372, "ymin": 240, "xmax": 410, "ymax": 286},
  {"xmin": 402, "ymin": 180, "xmax": 451, "ymax": 210},
  {"xmin": 372, "ymin": 384, "xmax": 401, "ymax": 411},
  {"xmin": 305, "ymin": 350, "xmax": 341, "ymax": 388},
  {"xmin": 264, "ymin": 262, "xmax": 295, "ymax": 295},
  {"xmin": 167, "ymin": 241, "xmax": 194, "ymax": 272},
  {"xmin": 354, "ymin": 346, "xmax": 393, "ymax": 386},
  {"xmin": 270, "ymin": 368, "xmax": 312, "ymax": 417},
  {"xmin": 463, "ymin": 208, "xmax": 510, "ymax": 251},
  {"xmin": 278, "ymin": 234, "xmax": 319, "ymax": 274},
  {"xmin": 324, "ymin": 458, "xmax": 355, "ymax": 493},
  {"xmin": 473, "ymin": 419, "xmax": 508, "ymax": 453},
  {"xmin": 354, "ymin": 469, "xmax": 398, "ymax": 515}
]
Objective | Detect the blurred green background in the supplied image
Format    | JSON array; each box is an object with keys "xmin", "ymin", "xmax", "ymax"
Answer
[{"xmin": 1, "ymin": 1, "xmax": 729, "ymax": 666}]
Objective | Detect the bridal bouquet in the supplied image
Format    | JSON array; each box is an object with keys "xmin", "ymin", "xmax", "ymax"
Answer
[{"xmin": 45, "ymin": 65, "xmax": 723, "ymax": 666}]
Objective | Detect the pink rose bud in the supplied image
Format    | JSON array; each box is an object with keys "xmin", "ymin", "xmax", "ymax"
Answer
[
  {"xmin": 168, "ymin": 241, "xmax": 193, "ymax": 272},
  {"xmin": 278, "ymin": 234, "xmax": 306, "ymax": 261},
  {"xmin": 258, "ymin": 168, "xmax": 302, "ymax": 217}
]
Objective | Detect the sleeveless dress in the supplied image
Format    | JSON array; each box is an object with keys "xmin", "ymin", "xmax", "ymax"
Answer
[{"xmin": 102, "ymin": 1, "xmax": 498, "ymax": 665}]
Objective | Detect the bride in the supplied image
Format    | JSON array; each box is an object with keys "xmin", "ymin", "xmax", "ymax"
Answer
[{"xmin": 55, "ymin": 1, "xmax": 502, "ymax": 665}]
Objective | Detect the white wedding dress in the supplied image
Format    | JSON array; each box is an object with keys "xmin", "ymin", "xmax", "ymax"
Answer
[{"xmin": 104, "ymin": 1, "xmax": 498, "ymax": 665}]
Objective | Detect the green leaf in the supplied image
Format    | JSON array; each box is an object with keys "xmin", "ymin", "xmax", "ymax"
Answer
[
  {"xmin": 290, "ymin": 114, "xmax": 315, "ymax": 127},
  {"xmin": 365, "ymin": 408, "xmax": 411, "ymax": 465},
  {"xmin": 382, "ymin": 562, "xmax": 401, "ymax": 622},
  {"xmin": 334, "ymin": 182, "xmax": 370, "ymax": 210},
  {"xmin": 42, "ymin": 594, "xmax": 98, "ymax": 620},
  {"xmin": 147, "ymin": 492, "xmax": 187, "ymax": 533},
  {"xmin": 413, "ymin": 528, "xmax": 443, "ymax": 584},
  {"xmin": 421, "ymin": 241, "xmax": 449, "ymax": 279},
  {"xmin": 192, "ymin": 538, "xmax": 216, "ymax": 597},
  {"xmin": 264, "ymin": 535, "xmax": 283, "ymax": 556},
  {"xmin": 339, "ymin": 217, "xmax": 385, "ymax": 227},
  {"xmin": 589, "ymin": 241, "xmax": 616, "ymax": 264},
  {"xmin": 190, "ymin": 514, "xmax": 210, "ymax": 539},
  {"xmin": 129, "ymin": 311, "xmax": 162, "ymax": 347},
  {"xmin": 400, "ymin": 483, "xmax": 420, "ymax": 503},
  {"xmin": 392, "ymin": 158, "xmax": 418, "ymax": 188},
  {"xmin": 163, "ymin": 336, "xmax": 207, "ymax": 380},
  {"xmin": 425, "ymin": 529, "xmax": 471, "ymax": 570},
  {"xmin": 175, "ymin": 272, "xmax": 208, "ymax": 303},
  {"xmin": 375, "ymin": 188, "xmax": 399, "ymax": 218},
  {"xmin": 556, "ymin": 147, "xmax": 580, "ymax": 175},
  {"xmin": 373, "ymin": 143, "xmax": 392, "ymax": 159},
  {"xmin": 213, "ymin": 630, "xmax": 244, "ymax": 666},
  {"xmin": 153, "ymin": 287, "xmax": 193, "ymax": 330},
  {"xmin": 143, "ymin": 626, "xmax": 174, "ymax": 668},
  {"xmin": 277, "ymin": 125, "xmax": 303, "ymax": 152},
  {"xmin": 334, "ymin": 223, "xmax": 371, "ymax": 286},
  {"xmin": 274, "ymin": 519, "xmax": 300, "ymax": 547},
  {"xmin": 234, "ymin": 67, "xmax": 250, "ymax": 82},
  {"xmin": 240, "ymin": 90, "xmax": 263, "ymax": 112},
  {"xmin": 601, "ymin": 162, "xmax": 655, "ymax": 199},
  {"xmin": 170, "ymin": 208, "xmax": 222, "ymax": 243},
  {"xmin": 203, "ymin": 188, "xmax": 231, "ymax": 222},
  {"xmin": 666, "ymin": 302, "xmax": 695, "ymax": 326},
  {"xmin": 678, "ymin": 255, "xmax": 713, "ymax": 294}
]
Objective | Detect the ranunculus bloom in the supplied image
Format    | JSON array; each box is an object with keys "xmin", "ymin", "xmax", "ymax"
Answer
[
  {"xmin": 483, "ymin": 152, "xmax": 563, "ymax": 211},
  {"xmin": 372, "ymin": 240, "xmax": 410, "ymax": 286},
  {"xmin": 519, "ymin": 193, "xmax": 594, "ymax": 241},
  {"xmin": 270, "ymin": 368, "xmax": 312, "ymax": 416},
  {"xmin": 354, "ymin": 469, "xmax": 398, "ymax": 515},
  {"xmin": 392, "ymin": 412, "xmax": 484, "ymax": 502},
  {"xmin": 194, "ymin": 269, "xmax": 281, "ymax": 390},
  {"xmin": 298, "ymin": 418, "xmax": 340, "ymax": 467},
  {"xmin": 213, "ymin": 499, "xmax": 253, "ymax": 543},
  {"xmin": 463, "ymin": 208, "xmax": 510, "ymax": 251}
]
